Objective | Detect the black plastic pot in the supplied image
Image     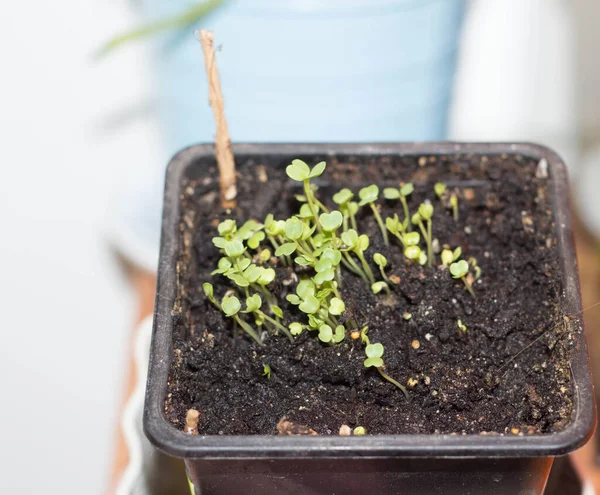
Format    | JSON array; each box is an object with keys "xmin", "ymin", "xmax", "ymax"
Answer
[{"xmin": 144, "ymin": 143, "xmax": 596, "ymax": 495}]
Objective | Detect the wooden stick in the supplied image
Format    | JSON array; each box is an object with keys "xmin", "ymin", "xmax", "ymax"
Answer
[{"xmin": 198, "ymin": 29, "xmax": 236, "ymax": 208}]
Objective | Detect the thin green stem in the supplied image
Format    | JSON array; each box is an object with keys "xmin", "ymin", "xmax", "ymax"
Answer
[
  {"xmin": 462, "ymin": 277, "xmax": 476, "ymax": 297},
  {"xmin": 233, "ymin": 315, "xmax": 263, "ymax": 346},
  {"xmin": 333, "ymin": 271, "xmax": 342, "ymax": 293},
  {"xmin": 378, "ymin": 368, "xmax": 409, "ymax": 399},
  {"xmin": 343, "ymin": 252, "xmax": 369, "ymax": 282},
  {"xmin": 400, "ymin": 196, "xmax": 411, "ymax": 231},
  {"xmin": 233, "ymin": 319, "xmax": 239, "ymax": 342},
  {"xmin": 378, "ymin": 266, "xmax": 390, "ymax": 283},
  {"xmin": 259, "ymin": 311, "xmax": 294, "ymax": 342},
  {"xmin": 349, "ymin": 209, "xmax": 358, "ymax": 232},
  {"xmin": 297, "ymin": 240, "xmax": 315, "ymax": 258},
  {"xmin": 356, "ymin": 251, "xmax": 376, "ymax": 285},
  {"xmin": 267, "ymin": 234, "xmax": 282, "ymax": 255},
  {"xmin": 369, "ymin": 203, "xmax": 389, "ymax": 245},
  {"xmin": 417, "ymin": 219, "xmax": 432, "ymax": 267},
  {"xmin": 253, "ymin": 284, "xmax": 276, "ymax": 306},
  {"xmin": 426, "ymin": 219, "xmax": 433, "ymax": 267},
  {"xmin": 451, "ymin": 194, "xmax": 459, "ymax": 221},
  {"xmin": 315, "ymin": 198, "xmax": 330, "ymax": 214},
  {"xmin": 392, "ymin": 231, "xmax": 406, "ymax": 247},
  {"xmin": 303, "ymin": 180, "xmax": 322, "ymax": 233},
  {"xmin": 340, "ymin": 255, "xmax": 362, "ymax": 276},
  {"xmin": 319, "ymin": 308, "xmax": 339, "ymax": 329}
]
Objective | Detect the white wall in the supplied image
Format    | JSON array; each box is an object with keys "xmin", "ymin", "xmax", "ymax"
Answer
[
  {"xmin": 0, "ymin": 1, "xmax": 161, "ymax": 493},
  {"xmin": 574, "ymin": 0, "xmax": 600, "ymax": 143}
]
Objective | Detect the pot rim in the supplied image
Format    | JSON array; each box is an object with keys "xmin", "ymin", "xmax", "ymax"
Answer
[{"xmin": 144, "ymin": 142, "xmax": 596, "ymax": 459}]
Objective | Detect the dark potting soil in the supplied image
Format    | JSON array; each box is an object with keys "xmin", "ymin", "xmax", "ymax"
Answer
[{"xmin": 165, "ymin": 153, "xmax": 575, "ymax": 436}]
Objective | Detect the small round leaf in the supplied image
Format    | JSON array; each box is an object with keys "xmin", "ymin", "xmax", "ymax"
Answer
[
  {"xmin": 329, "ymin": 297, "xmax": 346, "ymax": 316},
  {"xmin": 224, "ymin": 239, "xmax": 245, "ymax": 257},
  {"xmin": 221, "ymin": 296, "xmax": 241, "ymax": 317},
  {"xmin": 450, "ymin": 260, "xmax": 469, "ymax": 279},
  {"xmin": 371, "ymin": 281, "xmax": 388, "ymax": 294},
  {"xmin": 257, "ymin": 267, "xmax": 276, "ymax": 285},
  {"xmin": 404, "ymin": 231, "xmax": 420, "ymax": 246},
  {"xmin": 319, "ymin": 211, "xmax": 343, "ymax": 232},
  {"xmin": 419, "ymin": 203, "xmax": 434, "ymax": 220},
  {"xmin": 245, "ymin": 294, "xmax": 262, "ymax": 312},
  {"xmin": 441, "ymin": 249, "xmax": 454, "ymax": 266},
  {"xmin": 373, "ymin": 253, "xmax": 387, "ymax": 267},
  {"xmin": 289, "ymin": 322, "xmax": 304, "ymax": 336},
  {"xmin": 286, "ymin": 159, "xmax": 310, "ymax": 181},
  {"xmin": 434, "ymin": 182, "xmax": 446, "ymax": 198},
  {"xmin": 284, "ymin": 217, "xmax": 304, "ymax": 240},
  {"xmin": 383, "ymin": 188, "xmax": 400, "ymax": 200},
  {"xmin": 358, "ymin": 184, "xmax": 379, "ymax": 206},
  {"xmin": 364, "ymin": 357, "xmax": 384, "ymax": 368},
  {"xmin": 202, "ymin": 282, "xmax": 214, "ymax": 300},
  {"xmin": 299, "ymin": 295, "xmax": 320, "ymax": 314},
  {"xmin": 318, "ymin": 324, "xmax": 333, "ymax": 343},
  {"xmin": 333, "ymin": 188, "xmax": 353, "ymax": 205},
  {"xmin": 404, "ymin": 245, "xmax": 421, "ymax": 260},
  {"xmin": 217, "ymin": 219, "xmax": 237, "ymax": 236},
  {"xmin": 275, "ymin": 242, "xmax": 297, "ymax": 257},
  {"xmin": 313, "ymin": 269, "xmax": 334, "ymax": 285},
  {"xmin": 333, "ymin": 325, "xmax": 345, "ymax": 343},
  {"xmin": 309, "ymin": 161, "xmax": 327, "ymax": 178},
  {"xmin": 400, "ymin": 183, "xmax": 414, "ymax": 197},
  {"xmin": 286, "ymin": 294, "xmax": 301, "ymax": 305},
  {"xmin": 366, "ymin": 342, "xmax": 384, "ymax": 358},
  {"xmin": 341, "ymin": 229, "xmax": 358, "ymax": 248}
]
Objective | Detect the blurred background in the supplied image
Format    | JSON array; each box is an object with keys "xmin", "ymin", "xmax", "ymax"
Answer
[{"xmin": 1, "ymin": 0, "xmax": 600, "ymax": 494}]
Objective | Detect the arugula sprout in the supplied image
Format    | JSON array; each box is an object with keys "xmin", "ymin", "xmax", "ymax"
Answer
[
  {"xmin": 358, "ymin": 185, "xmax": 389, "ymax": 245},
  {"xmin": 450, "ymin": 260, "xmax": 475, "ymax": 297}
]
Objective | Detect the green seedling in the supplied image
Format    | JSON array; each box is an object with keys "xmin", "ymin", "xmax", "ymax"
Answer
[
  {"xmin": 412, "ymin": 203, "xmax": 434, "ymax": 267},
  {"xmin": 333, "ymin": 188, "xmax": 359, "ymax": 231},
  {"xmin": 434, "ymin": 182, "xmax": 459, "ymax": 221},
  {"xmin": 384, "ymin": 182, "xmax": 414, "ymax": 230},
  {"xmin": 450, "ymin": 260, "xmax": 475, "ymax": 297},
  {"xmin": 457, "ymin": 319, "xmax": 467, "ymax": 333},
  {"xmin": 386, "ymin": 214, "xmax": 408, "ymax": 246},
  {"xmin": 402, "ymin": 231, "xmax": 426, "ymax": 265},
  {"xmin": 329, "ymin": 297, "xmax": 345, "ymax": 316},
  {"xmin": 202, "ymin": 282, "xmax": 220, "ymax": 309},
  {"xmin": 361, "ymin": 328, "xmax": 409, "ymax": 398},
  {"xmin": 434, "ymin": 182, "xmax": 446, "ymax": 199},
  {"xmin": 371, "ymin": 281, "xmax": 390, "ymax": 295},
  {"xmin": 450, "ymin": 193, "xmax": 459, "ymax": 221},
  {"xmin": 359, "ymin": 185, "xmax": 388, "ymax": 245},
  {"xmin": 318, "ymin": 324, "xmax": 345, "ymax": 344},
  {"xmin": 258, "ymin": 248, "xmax": 271, "ymax": 263},
  {"xmin": 441, "ymin": 246, "xmax": 462, "ymax": 266},
  {"xmin": 341, "ymin": 229, "xmax": 376, "ymax": 285},
  {"xmin": 373, "ymin": 253, "xmax": 390, "ymax": 283},
  {"xmin": 243, "ymin": 294, "xmax": 293, "ymax": 341},
  {"xmin": 262, "ymin": 364, "xmax": 272, "ymax": 379},
  {"xmin": 468, "ymin": 256, "xmax": 482, "ymax": 280},
  {"xmin": 289, "ymin": 322, "xmax": 304, "ymax": 336},
  {"xmin": 286, "ymin": 159, "xmax": 326, "ymax": 232},
  {"xmin": 220, "ymin": 295, "xmax": 263, "ymax": 346},
  {"xmin": 353, "ymin": 426, "xmax": 367, "ymax": 436}
]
